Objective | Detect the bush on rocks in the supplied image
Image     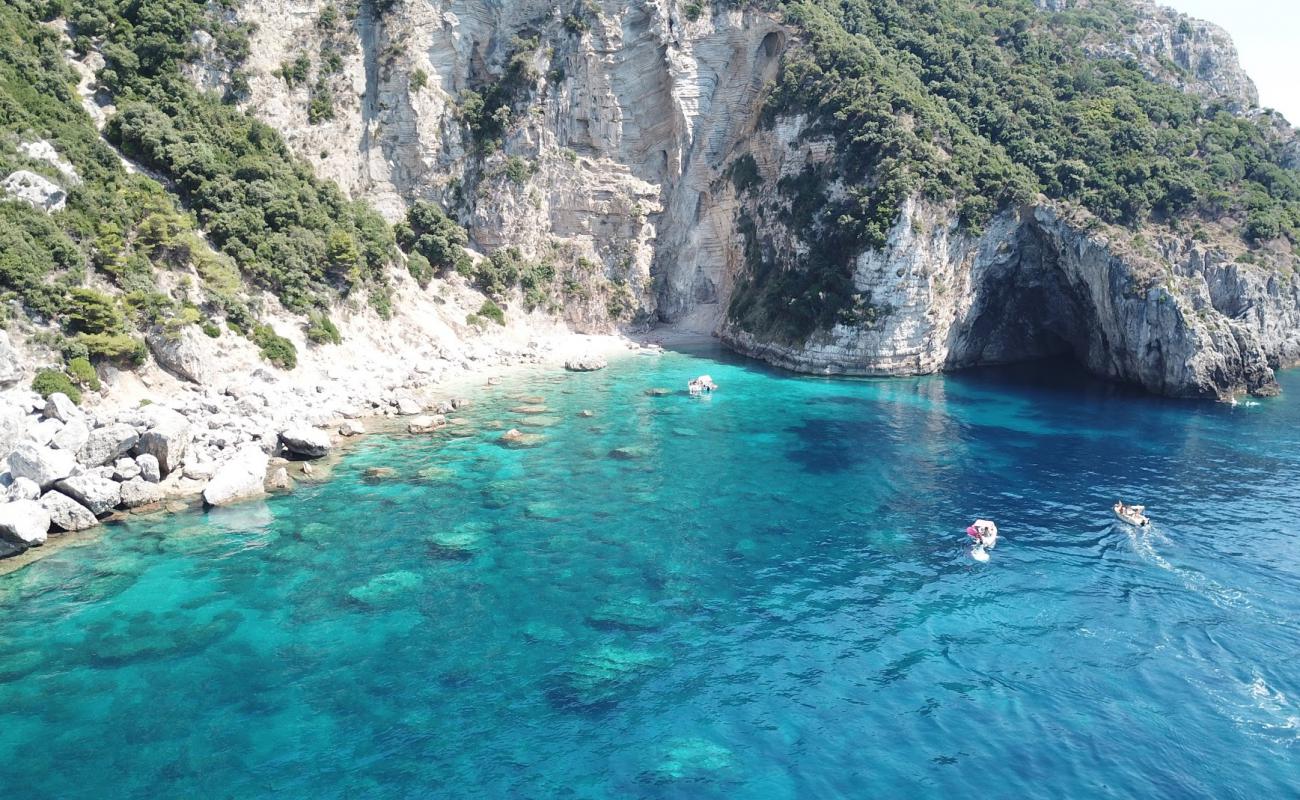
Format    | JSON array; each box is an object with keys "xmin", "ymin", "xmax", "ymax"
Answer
[{"xmin": 32, "ymin": 369, "xmax": 81, "ymax": 404}]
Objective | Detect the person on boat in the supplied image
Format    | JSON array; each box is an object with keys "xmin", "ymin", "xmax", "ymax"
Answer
[
  {"xmin": 1113, "ymin": 501, "xmax": 1150, "ymax": 526},
  {"xmin": 966, "ymin": 519, "xmax": 998, "ymax": 549}
]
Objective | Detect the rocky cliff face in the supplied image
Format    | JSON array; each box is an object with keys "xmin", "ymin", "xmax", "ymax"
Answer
[
  {"xmin": 722, "ymin": 198, "xmax": 1298, "ymax": 399},
  {"xmin": 201, "ymin": 0, "xmax": 1297, "ymax": 400}
]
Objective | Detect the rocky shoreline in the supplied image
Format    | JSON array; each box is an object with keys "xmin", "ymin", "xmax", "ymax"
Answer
[{"xmin": 0, "ymin": 331, "xmax": 643, "ymax": 572}]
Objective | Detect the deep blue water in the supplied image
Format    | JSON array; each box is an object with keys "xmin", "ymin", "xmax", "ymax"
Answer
[{"xmin": 2, "ymin": 346, "xmax": 1299, "ymax": 799}]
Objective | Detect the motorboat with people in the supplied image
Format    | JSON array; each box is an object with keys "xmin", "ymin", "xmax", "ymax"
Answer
[
  {"xmin": 688, "ymin": 375, "xmax": 718, "ymax": 396},
  {"xmin": 966, "ymin": 519, "xmax": 998, "ymax": 562},
  {"xmin": 1113, "ymin": 501, "xmax": 1149, "ymax": 527}
]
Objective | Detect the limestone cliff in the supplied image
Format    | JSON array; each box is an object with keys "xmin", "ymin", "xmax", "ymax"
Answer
[{"xmin": 196, "ymin": 0, "xmax": 1298, "ymax": 400}]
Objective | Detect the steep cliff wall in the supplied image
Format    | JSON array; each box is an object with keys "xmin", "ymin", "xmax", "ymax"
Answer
[{"xmin": 203, "ymin": 0, "xmax": 1299, "ymax": 400}]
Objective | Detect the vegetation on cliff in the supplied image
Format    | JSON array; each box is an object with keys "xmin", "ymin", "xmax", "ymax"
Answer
[
  {"xmin": 0, "ymin": 0, "xmax": 397, "ymax": 382},
  {"xmin": 731, "ymin": 0, "xmax": 1300, "ymax": 342}
]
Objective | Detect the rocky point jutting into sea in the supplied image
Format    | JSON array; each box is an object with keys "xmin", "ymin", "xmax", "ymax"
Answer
[{"xmin": 2, "ymin": 0, "xmax": 1300, "ymax": 548}]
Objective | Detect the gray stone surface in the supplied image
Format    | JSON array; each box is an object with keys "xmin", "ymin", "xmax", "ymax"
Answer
[
  {"xmin": 202, "ymin": 447, "xmax": 269, "ymax": 507},
  {"xmin": 7, "ymin": 442, "xmax": 77, "ymax": 489},
  {"xmin": 81, "ymin": 423, "xmax": 140, "ymax": 467},
  {"xmin": 0, "ymin": 500, "xmax": 49, "ymax": 545},
  {"xmin": 278, "ymin": 425, "xmax": 332, "ymax": 458},
  {"xmin": 55, "ymin": 474, "xmax": 121, "ymax": 516},
  {"xmin": 40, "ymin": 490, "xmax": 99, "ymax": 532}
]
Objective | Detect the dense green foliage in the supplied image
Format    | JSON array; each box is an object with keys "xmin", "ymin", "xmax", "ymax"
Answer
[
  {"xmin": 32, "ymin": 368, "xmax": 82, "ymax": 404},
  {"xmin": 395, "ymin": 201, "xmax": 471, "ymax": 279},
  {"xmin": 1, "ymin": 0, "xmax": 395, "ymax": 378},
  {"xmin": 730, "ymin": 0, "xmax": 1300, "ymax": 343}
]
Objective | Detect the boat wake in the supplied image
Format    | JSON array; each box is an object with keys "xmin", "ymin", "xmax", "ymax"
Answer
[{"xmin": 1122, "ymin": 524, "xmax": 1249, "ymax": 612}]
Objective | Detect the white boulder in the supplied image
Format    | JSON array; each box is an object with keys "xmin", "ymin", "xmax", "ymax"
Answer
[
  {"xmin": 31, "ymin": 418, "xmax": 63, "ymax": 446},
  {"xmin": 51, "ymin": 418, "xmax": 90, "ymax": 453},
  {"xmin": 565, "ymin": 355, "xmax": 608, "ymax": 372},
  {"xmin": 118, "ymin": 478, "xmax": 163, "ymax": 509},
  {"xmin": 146, "ymin": 325, "xmax": 212, "ymax": 384},
  {"xmin": 8, "ymin": 442, "xmax": 77, "ymax": 489},
  {"xmin": 279, "ymin": 425, "xmax": 332, "ymax": 458},
  {"xmin": 202, "ymin": 446, "xmax": 269, "ymax": 507},
  {"xmin": 43, "ymin": 392, "xmax": 81, "ymax": 422},
  {"xmin": 8, "ymin": 477, "xmax": 40, "ymax": 501},
  {"xmin": 81, "ymin": 423, "xmax": 140, "ymax": 466},
  {"xmin": 0, "ymin": 332, "xmax": 19, "ymax": 387},
  {"xmin": 339, "ymin": 419, "xmax": 366, "ymax": 437},
  {"xmin": 55, "ymin": 474, "xmax": 121, "ymax": 515},
  {"xmin": 112, "ymin": 457, "xmax": 141, "ymax": 481},
  {"xmin": 135, "ymin": 407, "xmax": 190, "ymax": 476},
  {"xmin": 40, "ymin": 490, "xmax": 98, "ymax": 532},
  {"xmin": 0, "ymin": 500, "xmax": 49, "ymax": 545},
  {"xmin": 1, "ymin": 170, "xmax": 66, "ymax": 213},
  {"xmin": 136, "ymin": 453, "xmax": 161, "ymax": 483}
]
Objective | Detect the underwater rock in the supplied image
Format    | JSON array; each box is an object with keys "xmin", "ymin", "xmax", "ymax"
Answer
[
  {"xmin": 407, "ymin": 415, "xmax": 446, "ymax": 434},
  {"xmin": 347, "ymin": 570, "xmax": 425, "ymax": 605},
  {"xmin": 643, "ymin": 738, "xmax": 737, "ymax": 784},
  {"xmin": 579, "ymin": 409, "xmax": 595, "ymax": 418},
  {"xmin": 525, "ymin": 501, "xmax": 563, "ymax": 521},
  {"xmin": 519, "ymin": 415, "xmax": 560, "ymax": 428},
  {"xmin": 609, "ymin": 446, "xmax": 651, "ymax": 461},
  {"xmin": 499, "ymin": 429, "xmax": 545, "ymax": 448},
  {"xmin": 587, "ymin": 596, "xmax": 668, "ymax": 631},
  {"xmin": 510, "ymin": 404, "xmax": 549, "ymax": 415},
  {"xmin": 362, "ymin": 467, "xmax": 397, "ymax": 483},
  {"xmin": 645, "ymin": 388, "xmax": 672, "ymax": 397},
  {"xmin": 557, "ymin": 646, "xmax": 665, "ymax": 708},
  {"xmin": 428, "ymin": 522, "xmax": 491, "ymax": 558}
]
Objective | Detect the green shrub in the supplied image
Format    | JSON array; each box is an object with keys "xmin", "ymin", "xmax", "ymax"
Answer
[
  {"xmin": 201, "ymin": 321, "xmax": 222, "ymax": 338},
  {"xmin": 65, "ymin": 288, "xmax": 126, "ymax": 335},
  {"xmin": 477, "ymin": 299, "xmax": 506, "ymax": 326},
  {"xmin": 503, "ymin": 155, "xmax": 535, "ymax": 184},
  {"xmin": 406, "ymin": 251, "xmax": 433, "ymax": 288},
  {"xmin": 308, "ymin": 81, "xmax": 336, "ymax": 124},
  {"xmin": 66, "ymin": 356, "xmax": 102, "ymax": 391},
  {"xmin": 75, "ymin": 332, "xmax": 148, "ymax": 365},
  {"xmin": 305, "ymin": 311, "xmax": 342, "ymax": 345},
  {"xmin": 395, "ymin": 201, "xmax": 470, "ymax": 276},
  {"xmin": 279, "ymin": 53, "xmax": 311, "ymax": 86},
  {"xmin": 251, "ymin": 324, "xmax": 298, "ymax": 369},
  {"xmin": 32, "ymin": 369, "xmax": 81, "ymax": 404},
  {"xmin": 410, "ymin": 69, "xmax": 428, "ymax": 91}
]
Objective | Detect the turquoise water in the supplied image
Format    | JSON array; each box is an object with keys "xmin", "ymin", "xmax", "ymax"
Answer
[{"xmin": 2, "ymin": 346, "xmax": 1299, "ymax": 798}]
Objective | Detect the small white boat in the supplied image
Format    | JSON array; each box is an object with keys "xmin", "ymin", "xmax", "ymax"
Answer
[
  {"xmin": 688, "ymin": 375, "xmax": 718, "ymax": 395},
  {"xmin": 966, "ymin": 519, "xmax": 998, "ymax": 561},
  {"xmin": 1113, "ymin": 502, "xmax": 1150, "ymax": 527}
]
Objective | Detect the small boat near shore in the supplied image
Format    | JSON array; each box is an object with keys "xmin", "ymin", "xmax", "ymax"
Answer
[{"xmin": 688, "ymin": 375, "xmax": 718, "ymax": 396}]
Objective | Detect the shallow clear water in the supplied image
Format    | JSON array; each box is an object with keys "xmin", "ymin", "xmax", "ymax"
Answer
[{"xmin": 2, "ymin": 346, "xmax": 1299, "ymax": 799}]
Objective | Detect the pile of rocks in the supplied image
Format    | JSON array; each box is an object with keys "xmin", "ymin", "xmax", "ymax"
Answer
[{"xmin": 0, "ymin": 392, "xmax": 191, "ymax": 556}]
